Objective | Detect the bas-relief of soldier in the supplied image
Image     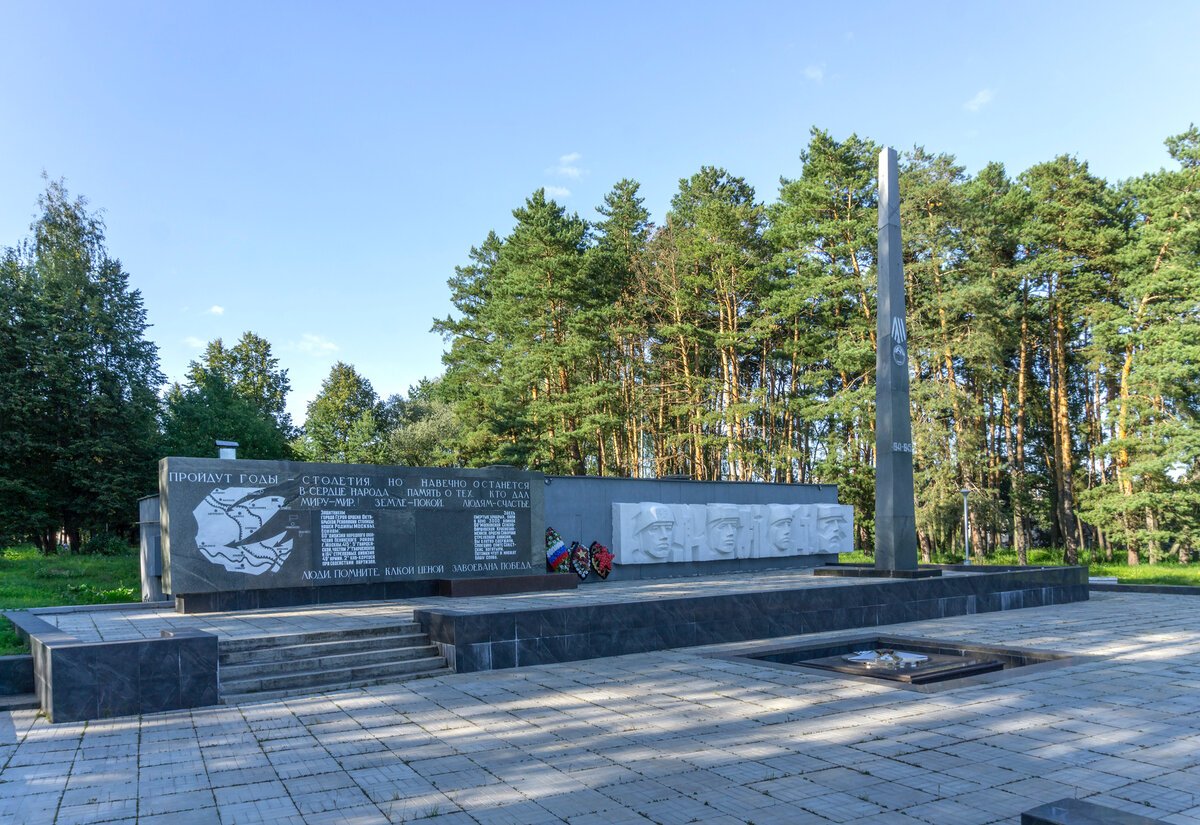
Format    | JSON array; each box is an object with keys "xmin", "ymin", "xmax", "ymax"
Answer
[{"xmin": 612, "ymin": 502, "xmax": 854, "ymax": 565}]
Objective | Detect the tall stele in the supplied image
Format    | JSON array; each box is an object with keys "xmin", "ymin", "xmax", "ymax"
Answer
[{"xmin": 874, "ymin": 148, "xmax": 919, "ymax": 570}]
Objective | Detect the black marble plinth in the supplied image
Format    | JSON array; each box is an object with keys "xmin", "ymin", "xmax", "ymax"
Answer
[
  {"xmin": 416, "ymin": 565, "xmax": 1088, "ymax": 673},
  {"xmin": 4, "ymin": 609, "xmax": 218, "ymax": 723},
  {"xmin": 437, "ymin": 574, "xmax": 577, "ymax": 597},
  {"xmin": 175, "ymin": 579, "xmax": 441, "ymax": 614},
  {"xmin": 814, "ymin": 564, "xmax": 942, "ymax": 579},
  {"xmin": 0, "ymin": 654, "xmax": 34, "ymax": 695},
  {"xmin": 1023, "ymin": 798, "xmax": 1168, "ymax": 825}
]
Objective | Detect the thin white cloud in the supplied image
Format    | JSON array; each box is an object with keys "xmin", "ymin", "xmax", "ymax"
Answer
[
  {"xmin": 546, "ymin": 152, "xmax": 584, "ymax": 179},
  {"xmin": 290, "ymin": 333, "xmax": 339, "ymax": 356},
  {"xmin": 544, "ymin": 185, "xmax": 572, "ymax": 199},
  {"xmin": 804, "ymin": 64, "xmax": 824, "ymax": 82},
  {"xmin": 207, "ymin": 305, "xmax": 224, "ymax": 315},
  {"xmin": 964, "ymin": 89, "xmax": 994, "ymax": 112},
  {"xmin": 184, "ymin": 336, "xmax": 206, "ymax": 348}
]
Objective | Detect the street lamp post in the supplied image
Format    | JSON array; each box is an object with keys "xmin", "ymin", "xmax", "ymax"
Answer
[{"xmin": 961, "ymin": 488, "xmax": 971, "ymax": 566}]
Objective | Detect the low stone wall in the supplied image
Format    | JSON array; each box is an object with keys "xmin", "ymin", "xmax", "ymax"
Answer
[
  {"xmin": 416, "ymin": 565, "xmax": 1089, "ymax": 673},
  {"xmin": 3, "ymin": 610, "xmax": 218, "ymax": 723}
]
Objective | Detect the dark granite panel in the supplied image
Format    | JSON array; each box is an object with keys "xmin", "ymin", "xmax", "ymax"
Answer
[
  {"xmin": 175, "ymin": 631, "xmax": 219, "ymax": 710},
  {"xmin": 138, "ymin": 639, "xmax": 178, "ymax": 685},
  {"xmin": 413, "ymin": 610, "xmax": 458, "ymax": 646},
  {"xmin": 453, "ymin": 614, "xmax": 495, "ymax": 647},
  {"xmin": 137, "ymin": 675, "xmax": 182, "ymax": 714},
  {"xmin": 485, "ymin": 615, "xmax": 516, "ymax": 643},
  {"xmin": 515, "ymin": 638, "xmax": 543, "ymax": 668},
  {"xmin": 0, "ymin": 655, "xmax": 34, "ymax": 695},
  {"xmin": 467, "ymin": 643, "xmax": 493, "ymax": 671},
  {"xmin": 438, "ymin": 574, "xmax": 577, "ymax": 597},
  {"xmin": 1022, "ymin": 797, "xmax": 1168, "ymax": 825},
  {"xmin": 513, "ymin": 610, "xmax": 543, "ymax": 641},
  {"xmin": 48, "ymin": 646, "xmax": 99, "ymax": 724},
  {"xmin": 692, "ymin": 620, "xmax": 747, "ymax": 647},
  {"xmin": 490, "ymin": 641, "xmax": 516, "ymax": 670},
  {"xmin": 586, "ymin": 629, "xmax": 625, "ymax": 658}
]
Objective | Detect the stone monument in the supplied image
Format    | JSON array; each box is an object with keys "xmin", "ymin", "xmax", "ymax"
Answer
[
  {"xmin": 875, "ymin": 147, "xmax": 921, "ymax": 572},
  {"xmin": 159, "ymin": 457, "xmax": 547, "ymax": 610}
]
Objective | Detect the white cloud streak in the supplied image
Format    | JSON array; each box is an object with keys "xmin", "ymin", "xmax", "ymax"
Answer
[
  {"xmin": 964, "ymin": 89, "xmax": 994, "ymax": 112},
  {"xmin": 184, "ymin": 336, "xmax": 206, "ymax": 348},
  {"xmin": 207, "ymin": 305, "xmax": 224, "ymax": 315},
  {"xmin": 546, "ymin": 152, "xmax": 584, "ymax": 179},
  {"xmin": 291, "ymin": 333, "xmax": 340, "ymax": 356},
  {"xmin": 544, "ymin": 185, "xmax": 572, "ymax": 199},
  {"xmin": 804, "ymin": 64, "xmax": 824, "ymax": 82}
]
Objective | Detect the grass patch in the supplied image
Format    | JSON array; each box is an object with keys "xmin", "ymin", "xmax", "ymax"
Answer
[
  {"xmin": 0, "ymin": 543, "xmax": 140, "ymax": 655},
  {"xmin": 838, "ymin": 546, "xmax": 1200, "ymax": 586}
]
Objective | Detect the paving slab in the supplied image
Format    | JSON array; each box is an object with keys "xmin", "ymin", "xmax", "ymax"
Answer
[{"xmin": 2, "ymin": 591, "xmax": 1200, "ymax": 824}]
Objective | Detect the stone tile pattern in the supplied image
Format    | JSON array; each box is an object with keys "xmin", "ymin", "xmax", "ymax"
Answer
[
  {"xmin": 3, "ymin": 592, "xmax": 1200, "ymax": 824},
  {"xmin": 419, "ymin": 566, "xmax": 1087, "ymax": 673}
]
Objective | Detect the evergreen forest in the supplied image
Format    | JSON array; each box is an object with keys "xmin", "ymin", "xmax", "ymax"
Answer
[
  {"xmin": 434, "ymin": 128, "xmax": 1200, "ymax": 567},
  {"xmin": 3, "ymin": 127, "xmax": 1199, "ymax": 568}
]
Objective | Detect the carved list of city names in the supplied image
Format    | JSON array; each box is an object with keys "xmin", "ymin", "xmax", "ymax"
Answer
[{"xmin": 159, "ymin": 457, "xmax": 543, "ymax": 597}]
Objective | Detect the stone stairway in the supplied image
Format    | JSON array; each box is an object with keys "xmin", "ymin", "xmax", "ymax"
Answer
[{"xmin": 219, "ymin": 622, "xmax": 450, "ymax": 705}]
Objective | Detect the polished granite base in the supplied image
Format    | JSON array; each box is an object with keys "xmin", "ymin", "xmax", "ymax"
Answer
[
  {"xmin": 813, "ymin": 563, "xmax": 943, "ymax": 579},
  {"xmin": 7, "ymin": 564, "xmax": 1088, "ymax": 722},
  {"xmin": 415, "ymin": 565, "xmax": 1088, "ymax": 673},
  {"xmin": 4, "ymin": 610, "xmax": 217, "ymax": 724},
  {"xmin": 1023, "ymin": 798, "xmax": 1169, "ymax": 824}
]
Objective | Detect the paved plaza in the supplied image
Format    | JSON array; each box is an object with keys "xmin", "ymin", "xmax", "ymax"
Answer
[
  {"xmin": 3, "ymin": 590, "xmax": 1199, "ymax": 825},
  {"xmin": 30, "ymin": 569, "xmax": 889, "ymax": 644}
]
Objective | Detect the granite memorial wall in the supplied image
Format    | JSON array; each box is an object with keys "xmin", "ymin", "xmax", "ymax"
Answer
[
  {"xmin": 544, "ymin": 475, "xmax": 846, "ymax": 580},
  {"xmin": 160, "ymin": 457, "xmax": 543, "ymax": 599}
]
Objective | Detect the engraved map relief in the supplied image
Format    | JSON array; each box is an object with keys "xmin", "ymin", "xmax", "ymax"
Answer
[{"xmin": 192, "ymin": 486, "xmax": 295, "ymax": 574}]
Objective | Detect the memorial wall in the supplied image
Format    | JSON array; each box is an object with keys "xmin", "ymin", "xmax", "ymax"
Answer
[{"xmin": 160, "ymin": 457, "xmax": 543, "ymax": 598}]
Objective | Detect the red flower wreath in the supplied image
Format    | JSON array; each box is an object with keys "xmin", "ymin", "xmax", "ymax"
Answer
[{"xmin": 589, "ymin": 541, "xmax": 613, "ymax": 579}]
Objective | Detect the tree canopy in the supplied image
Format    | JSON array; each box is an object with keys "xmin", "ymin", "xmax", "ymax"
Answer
[{"xmin": 0, "ymin": 181, "xmax": 163, "ymax": 553}]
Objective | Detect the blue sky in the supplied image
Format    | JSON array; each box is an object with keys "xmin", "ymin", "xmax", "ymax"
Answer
[{"xmin": 2, "ymin": 1, "xmax": 1197, "ymax": 424}]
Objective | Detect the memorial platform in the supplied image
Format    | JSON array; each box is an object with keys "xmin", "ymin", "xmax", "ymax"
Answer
[{"xmin": 5, "ymin": 563, "xmax": 1087, "ymax": 722}]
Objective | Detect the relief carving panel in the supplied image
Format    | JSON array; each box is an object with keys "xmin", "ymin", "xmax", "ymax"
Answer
[{"xmin": 612, "ymin": 501, "xmax": 854, "ymax": 565}]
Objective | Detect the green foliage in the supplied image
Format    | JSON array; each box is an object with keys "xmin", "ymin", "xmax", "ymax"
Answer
[
  {"xmin": 160, "ymin": 372, "xmax": 292, "ymax": 460},
  {"xmin": 0, "ymin": 180, "xmax": 163, "ymax": 554},
  {"xmin": 379, "ymin": 378, "xmax": 462, "ymax": 467},
  {"xmin": 431, "ymin": 126, "xmax": 1200, "ymax": 564},
  {"xmin": 79, "ymin": 531, "xmax": 132, "ymax": 556},
  {"xmin": 185, "ymin": 331, "xmax": 295, "ymax": 435},
  {"xmin": 293, "ymin": 361, "xmax": 382, "ymax": 463}
]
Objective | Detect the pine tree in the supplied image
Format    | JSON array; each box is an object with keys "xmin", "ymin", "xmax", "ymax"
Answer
[{"xmin": 1080, "ymin": 127, "xmax": 1200, "ymax": 563}]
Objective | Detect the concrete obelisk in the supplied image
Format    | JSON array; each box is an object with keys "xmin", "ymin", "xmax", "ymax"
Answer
[{"xmin": 874, "ymin": 147, "xmax": 919, "ymax": 571}]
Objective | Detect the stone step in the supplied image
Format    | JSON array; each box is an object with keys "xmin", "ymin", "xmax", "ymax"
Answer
[
  {"xmin": 217, "ymin": 622, "xmax": 420, "ymax": 654},
  {"xmin": 219, "ymin": 631, "xmax": 431, "ymax": 665},
  {"xmin": 0, "ymin": 693, "xmax": 39, "ymax": 712},
  {"xmin": 221, "ymin": 667, "xmax": 452, "ymax": 706},
  {"xmin": 220, "ymin": 655, "xmax": 448, "ymax": 697},
  {"xmin": 221, "ymin": 643, "xmax": 441, "ymax": 681}
]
